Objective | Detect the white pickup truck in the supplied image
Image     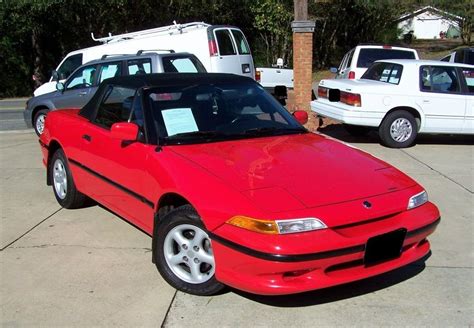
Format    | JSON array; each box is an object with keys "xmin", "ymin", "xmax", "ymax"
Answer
[{"xmin": 256, "ymin": 58, "xmax": 293, "ymax": 105}]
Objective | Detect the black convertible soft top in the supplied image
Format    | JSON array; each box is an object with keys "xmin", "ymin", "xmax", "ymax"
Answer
[{"xmin": 80, "ymin": 73, "xmax": 255, "ymax": 119}]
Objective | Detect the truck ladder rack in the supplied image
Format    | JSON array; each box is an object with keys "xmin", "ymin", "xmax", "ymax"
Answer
[{"xmin": 91, "ymin": 21, "xmax": 210, "ymax": 44}]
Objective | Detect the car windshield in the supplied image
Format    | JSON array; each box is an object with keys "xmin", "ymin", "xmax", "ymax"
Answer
[
  {"xmin": 145, "ymin": 82, "xmax": 306, "ymax": 145},
  {"xmin": 361, "ymin": 62, "xmax": 403, "ymax": 85}
]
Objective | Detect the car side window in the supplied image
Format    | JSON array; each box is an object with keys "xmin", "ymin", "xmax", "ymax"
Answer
[
  {"xmin": 420, "ymin": 66, "xmax": 461, "ymax": 94},
  {"xmin": 94, "ymin": 86, "xmax": 136, "ymax": 129},
  {"xmin": 56, "ymin": 54, "xmax": 83, "ymax": 80},
  {"xmin": 65, "ymin": 65, "xmax": 96, "ymax": 90},
  {"xmin": 98, "ymin": 62, "xmax": 122, "ymax": 84},
  {"xmin": 347, "ymin": 50, "xmax": 355, "ymax": 68},
  {"xmin": 162, "ymin": 56, "xmax": 203, "ymax": 73},
  {"xmin": 129, "ymin": 90, "xmax": 146, "ymax": 141},
  {"xmin": 127, "ymin": 59, "xmax": 152, "ymax": 75},
  {"xmin": 461, "ymin": 68, "xmax": 474, "ymax": 94},
  {"xmin": 338, "ymin": 53, "xmax": 348, "ymax": 71},
  {"xmin": 440, "ymin": 55, "xmax": 451, "ymax": 62},
  {"xmin": 420, "ymin": 67, "xmax": 431, "ymax": 91},
  {"xmin": 215, "ymin": 29, "xmax": 236, "ymax": 56}
]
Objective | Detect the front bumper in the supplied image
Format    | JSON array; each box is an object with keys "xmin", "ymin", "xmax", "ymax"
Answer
[
  {"xmin": 310, "ymin": 100, "xmax": 383, "ymax": 127},
  {"xmin": 210, "ymin": 203, "xmax": 440, "ymax": 295},
  {"xmin": 23, "ymin": 109, "xmax": 33, "ymax": 128}
]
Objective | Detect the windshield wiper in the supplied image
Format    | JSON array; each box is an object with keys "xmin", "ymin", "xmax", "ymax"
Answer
[
  {"xmin": 240, "ymin": 127, "xmax": 306, "ymax": 136},
  {"xmin": 165, "ymin": 130, "xmax": 226, "ymax": 139}
]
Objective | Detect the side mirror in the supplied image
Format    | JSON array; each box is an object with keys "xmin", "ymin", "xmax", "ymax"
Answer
[
  {"xmin": 110, "ymin": 122, "xmax": 138, "ymax": 141},
  {"xmin": 52, "ymin": 70, "xmax": 59, "ymax": 81},
  {"xmin": 330, "ymin": 67, "xmax": 338, "ymax": 74},
  {"xmin": 56, "ymin": 82, "xmax": 65, "ymax": 92},
  {"xmin": 293, "ymin": 110, "xmax": 308, "ymax": 125}
]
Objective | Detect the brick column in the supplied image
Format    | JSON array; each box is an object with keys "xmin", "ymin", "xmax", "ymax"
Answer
[{"xmin": 291, "ymin": 20, "xmax": 315, "ymax": 113}]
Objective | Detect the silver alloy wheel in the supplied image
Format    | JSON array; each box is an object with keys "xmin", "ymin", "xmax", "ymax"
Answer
[
  {"xmin": 163, "ymin": 224, "xmax": 215, "ymax": 284},
  {"xmin": 36, "ymin": 113, "xmax": 46, "ymax": 135},
  {"xmin": 390, "ymin": 118, "xmax": 413, "ymax": 143},
  {"xmin": 53, "ymin": 158, "xmax": 67, "ymax": 199}
]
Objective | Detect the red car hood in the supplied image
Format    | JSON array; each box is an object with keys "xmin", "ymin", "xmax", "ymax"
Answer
[{"xmin": 170, "ymin": 133, "xmax": 416, "ymax": 209}]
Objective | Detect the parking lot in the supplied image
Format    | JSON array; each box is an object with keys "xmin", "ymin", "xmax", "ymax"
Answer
[{"xmin": 1, "ymin": 127, "xmax": 472, "ymax": 327}]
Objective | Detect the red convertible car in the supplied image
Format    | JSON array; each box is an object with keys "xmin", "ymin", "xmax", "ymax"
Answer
[{"xmin": 39, "ymin": 73, "xmax": 440, "ymax": 296}]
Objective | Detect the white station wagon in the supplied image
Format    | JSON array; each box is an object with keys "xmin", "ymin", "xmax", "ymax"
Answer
[{"xmin": 311, "ymin": 59, "xmax": 474, "ymax": 148}]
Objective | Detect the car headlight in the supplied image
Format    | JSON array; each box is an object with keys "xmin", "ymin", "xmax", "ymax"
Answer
[
  {"xmin": 407, "ymin": 190, "xmax": 428, "ymax": 210},
  {"xmin": 226, "ymin": 216, "xmax": 327, "ymax": 234}
]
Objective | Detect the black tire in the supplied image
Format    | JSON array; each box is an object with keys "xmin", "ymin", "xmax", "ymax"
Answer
[
  {"xmin": 33, "ymin": 109, "xmax": 48, "ymax": 136},
  {"xmin": 154, "ymin": 205, "xmax": 225, "ymax": 296},
  {"xmin": 379, "ymin": 110, "xmax": 418, "ymax": 148},
  {"xmin": 50, "ymin": 149, "xmax": 88, "ymax": 209},
  {"xmin": 343, "ymin": 124, "xmax": 371, "ymax": 137}
]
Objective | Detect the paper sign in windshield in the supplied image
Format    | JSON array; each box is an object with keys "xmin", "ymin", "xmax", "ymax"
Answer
[{"xmin": 162, "ymin": 108, "xmax": 198, "ymax": 136}]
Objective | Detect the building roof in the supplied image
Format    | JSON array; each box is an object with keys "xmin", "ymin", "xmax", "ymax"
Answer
[{"xmin": 396, "ymin": 6, "xmax": 462, "ymax": 23}]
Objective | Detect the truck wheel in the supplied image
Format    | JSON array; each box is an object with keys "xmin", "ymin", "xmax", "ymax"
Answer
[
  {"xmin": 343, "ymin": 124, "xmax": 371, "ymax": 137},
  {"xmin": 379, "ymin": 110, "xmax": 417, "ymax": 148},
  {"xmin": 34, "ymin": 109, "xmax": 48, "ymax": 136},
  {"xmin": 50, "ymin": 149, "xmax": 88, "ymax": 209},
  {"xmin": 154, "ymin": 205, "xmax": 225, "ymax": 296}
]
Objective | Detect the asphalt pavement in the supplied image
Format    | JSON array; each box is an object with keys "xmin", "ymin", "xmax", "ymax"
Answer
[
  {"xmin": 0, "ymin": 98, "xmax": 29, "ymax": 132},
  {"xmin": 0, "ymin": 126, "xmax": 473, "ymax": 327}
]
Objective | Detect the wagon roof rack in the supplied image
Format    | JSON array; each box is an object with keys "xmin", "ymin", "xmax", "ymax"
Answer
[
  {"xmin": 136, "ymin": 49, "xmax": 175, "ymax": 55},
  {"xmin": 100, "ymin": 54, "xmax": 132, "ymax": 60},
  {"xmin": 91, "ymin": 21, "xmax": 210, "ymax": 44}
]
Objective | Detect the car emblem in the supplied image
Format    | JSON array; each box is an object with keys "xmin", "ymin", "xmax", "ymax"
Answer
[{"xmin": 363, "ymin": 201, "xmax": 372, "ymax": 209}]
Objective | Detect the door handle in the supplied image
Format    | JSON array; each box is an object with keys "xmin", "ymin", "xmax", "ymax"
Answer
[
  {"xmin": 422, "ymin": 99, "xmax": 430, "ymax": 103},
  {"xmin": 82, "ymin": 134, "xmax": 92, "ymax": 142},
  {"xmin": 78, "ymin": 91, "xmax": 87, "ymax": 96}
]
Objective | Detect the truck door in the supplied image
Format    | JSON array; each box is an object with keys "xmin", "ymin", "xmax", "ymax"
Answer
[
  {"xmin": 210, "ymin": 28, "xmax": 254, "ymax": 79},
  {"xmin": 229, "ymin": 29, "xmax": 255, "ymax": 79}
]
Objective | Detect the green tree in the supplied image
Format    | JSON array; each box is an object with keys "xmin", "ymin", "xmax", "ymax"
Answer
[{"xmin": 251, "ymin": 0, "xmax": 293, "ymax": 66}]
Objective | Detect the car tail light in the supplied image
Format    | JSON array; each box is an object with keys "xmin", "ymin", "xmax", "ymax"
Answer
[
  {"xmin": 340, "ymin": 91, "xmax": 361, "ymax": 107},
  {"xmin": 255, "ymin": 70, "xmax": 261, "ymax": 82},
  {"xmin": 318, "ymin": 86, "xmax": 328, "ymax": 98},
  {"xmin": 208, "ymin": 39, "xmax": 218, "ymax": 56},
  {"xmin": 383, "ymin": 45, "xmax": 392, "ymax": 49},
  {"xmin": 348, "ymin": 71, "xmax": 355, "ymax": 79}
]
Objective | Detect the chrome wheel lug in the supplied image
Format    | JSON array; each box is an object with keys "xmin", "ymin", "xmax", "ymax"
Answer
[
  {"xmin": 193, "ymin": 246, "xmax": 199, "ymax": 251},
  {"xmin": 194, "ymin": 258, "xmax": 200, "ymax": 264},
  {"xmin": 183, "ymin": 256, "xmax": 188, "ymax": 262},
  {"xmin": 182, "ymin": 244, "xmax": 188, "ymax": 250}
]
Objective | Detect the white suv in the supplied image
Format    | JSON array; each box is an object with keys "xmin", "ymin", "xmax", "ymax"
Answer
[
  {"xmin": 312, "ymin": 59, "xmax": 474, "ymax": 148},
  {"xmin": 333, "ymin": 45, "xmax": 419, "ymax": 80}
]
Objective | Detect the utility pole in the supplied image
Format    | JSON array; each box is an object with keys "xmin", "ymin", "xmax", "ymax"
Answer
[{"xmin": 291, "ymin": 0, "xmax": 315, "ymax": 123}]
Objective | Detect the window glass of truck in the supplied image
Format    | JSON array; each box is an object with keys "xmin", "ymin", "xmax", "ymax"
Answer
[
  {"xmin": 56, "ymin": 54, "xmax": 83, "ymax": 80},
  {"xmin": 231, "ymin": 30, "xmax": 251, "ymax": 55},
  {"xmin": 357, "ymin": 49, "xmax": 416, "ymax": 68},
  {"xmin": 214, "ymin": 30, "xmax": 236, "ymax": 56},
  {"xmin": 127, "ymin": 59, "xmax": 152, "ymax": 75}
]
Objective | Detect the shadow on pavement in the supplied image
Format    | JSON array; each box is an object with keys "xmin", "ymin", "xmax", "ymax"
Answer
[
  {"xmin": 317, "ymin": 124, "xmax": 474, "ymax": 146},
  {"xmin": 232, "ymin": 253, "xmax": 430, "ymax": 307}
]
